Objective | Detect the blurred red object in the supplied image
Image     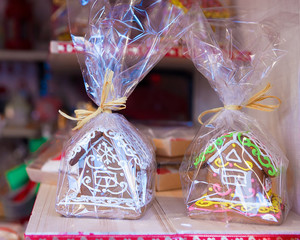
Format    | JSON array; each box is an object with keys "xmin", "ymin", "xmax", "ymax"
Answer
[
  {"xmin": 12, "ymin": 181, "xmax": 36, "ymax": 203},
  {"xmin": 34, "ymin": 96, "xmax": 62, "ymax": 123},
  {"xmin": 123, "ymin": 72, "xmax": 190, "ymax": 121},
  {"xmin": 4, "ymin": 0, "xmax": 33, "ymax": 49}
]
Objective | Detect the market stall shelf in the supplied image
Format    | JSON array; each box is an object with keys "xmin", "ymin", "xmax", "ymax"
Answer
[
  {"xmin": 25, "ymin": 185, "xmax": 300, "ymax": 240},
  {"xmin": 0, "ymin": 50, "xmax": 48, "ymax": 62},
  {"xmin": 49, "ymin": 41, "xmax": 194, "ymax": 73}
]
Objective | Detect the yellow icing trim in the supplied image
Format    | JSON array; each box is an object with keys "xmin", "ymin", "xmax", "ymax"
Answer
[
  {"xmin": 194, "ymin": 194, "xmax": 281, "ymax": 214},
  {"xmin": 195, "ymin": 200, "xmax": 235, "ymax": 209},
  {"xmin": 233, "ymin": 161, "xmax": 253, "ymax": 171},
  {"xmin": 214, "ymin": 158, "xmax": 229, "ymax": 168}
]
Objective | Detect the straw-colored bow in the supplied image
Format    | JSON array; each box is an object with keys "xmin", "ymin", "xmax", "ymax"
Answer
[
  {"xmin": 198, "ymin": 83, "xmax": 281, "ymax": 125},
  {"xmin": 59, "ymin": 69, "xmax": 127, "ymax": 130}
]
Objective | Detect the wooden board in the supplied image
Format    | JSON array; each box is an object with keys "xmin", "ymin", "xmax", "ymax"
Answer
[
  {"xmin": 157, "ymin": 190, "xmax": 300, "ymax": 235},
  {"xmin": 25, "ymin": 185, "xmax": 300, "ymax": 240},
  {"xmin": 26, "ymin": 185, "xmax": 173, "ymax": 236}
]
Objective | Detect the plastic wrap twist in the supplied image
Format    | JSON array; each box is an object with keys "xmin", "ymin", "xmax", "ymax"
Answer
[
  {"xmin": 59, "ymin": 69, "xmax": 127, "ymax": 130},
  {"xmin": 198, "ymin": 83, "xmax": 281, "ymax": 125}
]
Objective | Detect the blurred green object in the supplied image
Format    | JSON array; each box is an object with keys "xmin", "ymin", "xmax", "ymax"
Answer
[
  {"xmin": 5, "ymin": 137, "xmax": 47, "ymax": 191},
  {"xmin": 29, "ymin": 137, "xmax": 48, "ymax": 153},
  {"xmin": 5, "ymin": 163, "xmax": 29, "ymax": 191}
]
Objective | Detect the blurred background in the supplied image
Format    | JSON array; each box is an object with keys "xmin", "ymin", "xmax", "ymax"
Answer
[
  {"xmin": 0, "ymin": 0, "xmax": 299, "ymax": 238},
  {"xmin": 0, "ymin": 0, "xmax": 215, "ymax": 232}
]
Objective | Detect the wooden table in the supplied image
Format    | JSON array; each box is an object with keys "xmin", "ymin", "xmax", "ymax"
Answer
[{"xmin": 25, "ymin": 185, "xmax": 300, "ymax": 240}]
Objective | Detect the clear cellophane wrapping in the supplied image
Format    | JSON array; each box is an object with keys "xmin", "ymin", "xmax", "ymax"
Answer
[
  {"xmin": 56, "ymin": 0, "xmax": 193, "ymax": 219},
  {"xmin": 180, "ymin": 4, "xmax": 289, "ymax": 225}
]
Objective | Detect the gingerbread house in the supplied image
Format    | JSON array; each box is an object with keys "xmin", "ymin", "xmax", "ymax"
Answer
[
  {"xmin": 188, "ymin": 131, "xmax": 283, "ymax": 224},
  {"xmin": 56, "ymin": 125, "xmax": 155, "ymax": 219}
]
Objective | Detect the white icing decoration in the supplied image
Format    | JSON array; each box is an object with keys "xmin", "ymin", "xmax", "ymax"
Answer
[
  {"xmin": 264, "ymin": 176, "xmax": 272, "ymax": 192},
  {"xmin": 64, "ymin": 126, "xmax": 153, "ymax": 211},
  {"xmin": 226, "ymin": 148, "xmax": 242, "ymax": 163},
  {"xmin": 204, "ymin": 132, "xmax": 273, "ymax": 206},
  {"xmin": 221, "ymin": 169, "xmax": 247, "ymax": 187},
  {"xmin": 58, "ymin": 189, "xmax": 154, "ymax": 210}
]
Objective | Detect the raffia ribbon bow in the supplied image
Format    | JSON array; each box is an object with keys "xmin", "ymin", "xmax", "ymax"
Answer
[
  {"xmin": 198, "ymin": 83, "xmax": 281, "ymax": 125},
  {"xmin": 59, "ymin": 69, "xmax": 127, "ymax": 130}
]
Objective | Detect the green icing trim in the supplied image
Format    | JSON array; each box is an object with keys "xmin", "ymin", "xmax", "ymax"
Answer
[
  {"xmin": 237, "ymin": 132, "xmax": 278, "ymax": 177},
  {"xmin": 194, "ymin": 132, "xmax": 234, "ymax": 167},
  {"xmin": 194, "ymin": 132, "xmax": 278, "ymax": 177}
]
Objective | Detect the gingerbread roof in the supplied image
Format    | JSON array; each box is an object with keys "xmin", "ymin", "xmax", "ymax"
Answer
[
  {"xmin": 193, "ymin": 131, "xmax": 278, "ymax": 177},
  {"xmin": 66, "ymin": 126, "xmax": 153, "ymax": 170}
]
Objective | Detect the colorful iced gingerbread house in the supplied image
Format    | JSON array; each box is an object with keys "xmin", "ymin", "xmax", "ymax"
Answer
[{"xmin": 189, "ymin": 131, "xmax": 283, "ymax": 224}]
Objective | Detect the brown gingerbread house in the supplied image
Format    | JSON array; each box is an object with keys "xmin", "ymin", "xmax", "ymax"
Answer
[{"xmin": 56, "ymin": 125, "xmax": 155, "ymax": 219}]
